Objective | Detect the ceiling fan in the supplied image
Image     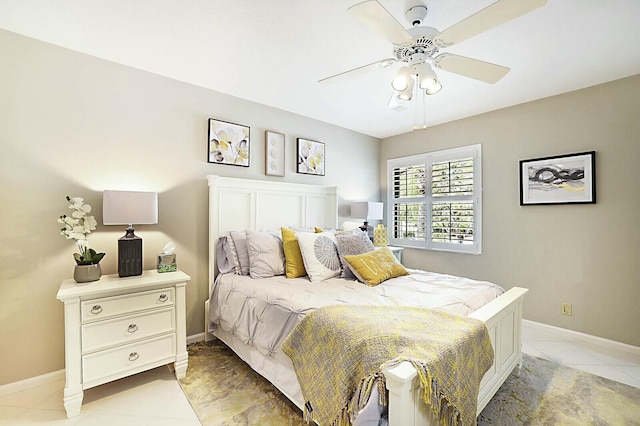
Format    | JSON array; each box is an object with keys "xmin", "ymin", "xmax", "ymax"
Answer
[{"xmin": 319, "ymin": 0, "xmax": 547, "ymax": 99}]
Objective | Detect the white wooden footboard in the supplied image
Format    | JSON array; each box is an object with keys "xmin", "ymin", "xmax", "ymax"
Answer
[{"xmin": 384, "ymin": 287, "xmax": 528, "ymax": 426}]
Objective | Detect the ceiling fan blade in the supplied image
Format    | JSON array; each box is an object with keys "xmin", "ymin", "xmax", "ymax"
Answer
[
  {"xmin": 349, "ymin": 0, "xmax": 412, "ymax": 45},
  {"xmin": 434, "ymin": 53, "xmax": 510, "ymax": 84},
  {"xmin": 437, "ymin": 0, "xmax": 547, "ymax": 46},
  {"xmin": 318, "ymin": 58, "xmax": 396, "ymax": 86}
]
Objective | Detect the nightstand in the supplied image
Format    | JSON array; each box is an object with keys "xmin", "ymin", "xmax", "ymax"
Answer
[
  {"xmin": 387, "ymin": 246, "xmax": 404, "ymax": 264},
  {"xmin": 56, "ymin": 270, "xmax": 191, "ymax": 418},
  {"xmin": 375, "ymin": 246, "xmax": 404, "ymax": 264}
]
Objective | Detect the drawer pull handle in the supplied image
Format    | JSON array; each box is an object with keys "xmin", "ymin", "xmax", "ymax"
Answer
[
  {"xmin": 90, "ymin": 305, "xmax": 103, "ymax": 315},
  {"xmin": 129, "ymin": 352, "xmax": 139, "ymax": 361},
  {"xmin": 127, "ymin": 324, "xmax": 138, "ymax": 333},
  {"xmin": 159, "ymin": 294, "xmax": 168, "ymax": 303}
]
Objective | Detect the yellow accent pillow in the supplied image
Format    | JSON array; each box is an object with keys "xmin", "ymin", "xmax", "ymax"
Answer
[
  {"xmin": 343, "ymin": 248, "xmax": 408, "ymax": 286},
  {"xmin": 281, "ymin": 227, "xmax": 308, "ymax": 278}
]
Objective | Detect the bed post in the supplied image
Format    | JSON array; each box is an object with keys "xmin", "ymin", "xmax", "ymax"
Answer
[
  {"xmin": 205, "ymin": 175, "xmax": 222, "ymax": 341},
  {"xmin": 385, "ymin": 361, "xmax": 418, "ymax": 425}
]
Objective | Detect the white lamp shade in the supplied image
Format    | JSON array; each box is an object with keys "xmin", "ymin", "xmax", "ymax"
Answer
[
  {"xmin": 351, "ymin": 202, "xmax": 384, "ymax": 221},
  {"xmin": 103, "ymin": 190, "xmax": 158, "ymax": 225}
]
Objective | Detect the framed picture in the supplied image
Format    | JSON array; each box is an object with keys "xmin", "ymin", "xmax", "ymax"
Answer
[
  {"xmin": 296, "ymin": 138, "xmax": 325, "ymax": 176},
  {"xmin": 208, "ymin": 118, "xmax": 250, "ymax": 167},
  {"xmin": 265, "ymin": 131, "xmax": 285, "ymax": 176},
  {"xmin": 520, "ymin": 151, "xmax": 596, "ymax": 205}
]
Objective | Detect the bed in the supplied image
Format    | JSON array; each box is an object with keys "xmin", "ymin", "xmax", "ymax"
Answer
[{"xmin": 204, "ymin": 175, "xmax": 528, "ymax": 426}]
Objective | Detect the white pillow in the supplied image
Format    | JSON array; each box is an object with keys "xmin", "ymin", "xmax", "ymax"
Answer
[
  {"xmin": 229, "ymin": 231, "xmax": 250, "ymax": 275},
  {"xmin": 296, "ymin": 231, "xmax": 341, "ymax": 282},
  {"xmin": 246, "ymin": 230, "xmax": 285, "ymax": 278}
]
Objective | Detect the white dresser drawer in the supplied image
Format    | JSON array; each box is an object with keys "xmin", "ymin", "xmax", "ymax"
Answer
[
  {"xmin": 82, "ymin": 334, "xmax": 176, "ymax": 385},
  {"xmin": 81, "ymin": 287, "xmax": 174, "ymax": 322},
  {"xmin": 81, "ymin": 307, "xmax": 175, "ymax": 353}
]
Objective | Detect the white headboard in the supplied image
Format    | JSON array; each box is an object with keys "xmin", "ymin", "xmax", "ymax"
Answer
[{"xmin": 207, "ymin": 175, "xmax": 338, "ymax": 287}]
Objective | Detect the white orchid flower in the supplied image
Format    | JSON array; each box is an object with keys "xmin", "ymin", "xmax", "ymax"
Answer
[
  {"xmin": 60, "ymin": 196, "xmax": 105, "ymax": 265},
  {"xmin": 84, "ymin": 216, "xmax": 97, "ymax": 231},
  {"xmin": 63, "ymin": 216, "xmax": 78, "ymax": 226}
]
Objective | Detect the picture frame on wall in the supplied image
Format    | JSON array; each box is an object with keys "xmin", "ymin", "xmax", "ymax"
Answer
[
  {"xmin": 296, "ymin": 138, "xmax": 325, "ymax": 176},
  {"xmin": 208, "ymin": 118, "xmax": 250, "ymax": 167},
  {"xmin": 519, "ymin": 151, "xmax": 596, "ymax": 205},
  {"xmin": 265, "ymin": 131, "xmax": 285, "ymax": 176}
]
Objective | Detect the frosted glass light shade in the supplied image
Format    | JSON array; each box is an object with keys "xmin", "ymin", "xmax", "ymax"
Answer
[
  {"xmin": 417, "ymin": 63, "xmax": 437, "ymax": 89},
  {"xmin": 391, "ymin": 67, "xmax": 411, "ymax": 91},
  {"xmin": 103, "ymin": 190, "xmax": 158, "ymax": 225},
  {"xmin": 426, "ymin": 80, "xmax": 443, "ymax": 95}
]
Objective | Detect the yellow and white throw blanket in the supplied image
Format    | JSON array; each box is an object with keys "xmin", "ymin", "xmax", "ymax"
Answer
[{"xmin": 282, "ymin": 305, "xmax": 494, "ymax": 426}]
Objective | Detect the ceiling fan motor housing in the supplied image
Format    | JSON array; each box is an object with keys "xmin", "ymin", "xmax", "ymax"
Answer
[
  {"xmin": 405, "ymin": 5, "xmax": 428, "ymax": 26},
  {"xmin": 393, "ymin": 26, "xmax": 440, "ymax": 63}
]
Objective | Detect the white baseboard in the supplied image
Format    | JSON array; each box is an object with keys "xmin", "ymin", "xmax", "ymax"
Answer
[
  {"xmin": 0, "ymin": 369, "xmax": 65, "ymax": 398},
  {"xmin": 523, "ymin": 319, "xmax": 640, "ymax": 356},
  {"xmin": 187, "ymin": 332, "xmax": 205, "ymax": 345},
  {"xmin": 0, "ymin": 332, "xmax": 207, "ymax": 397}
]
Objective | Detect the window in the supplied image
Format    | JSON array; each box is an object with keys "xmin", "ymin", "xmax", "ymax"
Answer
[{"xmin": 387, "ymin": 144, "xmax": 482, "ymax": 254}]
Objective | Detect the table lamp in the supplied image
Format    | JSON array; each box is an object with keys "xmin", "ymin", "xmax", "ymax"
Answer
[
  {"xmin": 103, "ymin": 190, "xmax": 158, "ymax": 277},
  {"xmin": 350, "ymin": 201, "xmax": 383, "ymax": 240}
]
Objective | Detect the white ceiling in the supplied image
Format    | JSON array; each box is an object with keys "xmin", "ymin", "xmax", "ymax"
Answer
[{"xmin": 1, "ymin": 0, "xmax": 639, "ymax": 139}]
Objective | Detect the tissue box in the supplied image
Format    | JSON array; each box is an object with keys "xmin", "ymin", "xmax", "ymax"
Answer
[{"xmin": 157, "ymin": 254, "xmax": 177, "ymax": 273}]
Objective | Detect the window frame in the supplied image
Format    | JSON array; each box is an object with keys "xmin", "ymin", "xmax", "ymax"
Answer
[{"xmin": 386, "ymin": 144, "xmax": 482, "ymax": 255}]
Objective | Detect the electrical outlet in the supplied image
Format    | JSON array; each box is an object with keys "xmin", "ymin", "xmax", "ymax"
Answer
[{"xmin": 562, "ymin": 303, "xmax": 572, "ymax": 316}]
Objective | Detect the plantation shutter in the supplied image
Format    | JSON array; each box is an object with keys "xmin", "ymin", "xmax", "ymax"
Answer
[
  {"xmin": 431, "ymin": 158, "xmax": 475, "ymax": 245},
  {"xmin": 387, "ymin": 144, "xmax": 482, "ymax": 254},
  {"xmin": 392, "ymin": 163, "xmax": 426, "ymax": 241}
]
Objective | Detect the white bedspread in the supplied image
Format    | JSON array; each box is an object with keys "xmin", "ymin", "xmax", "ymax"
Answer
[{"xmin": 208, "ymin": 270, "xmax": 504, "ymax": 359}]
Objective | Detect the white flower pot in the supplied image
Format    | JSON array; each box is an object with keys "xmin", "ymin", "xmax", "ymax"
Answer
[{"xmin": 74, "ymin": 264, "xmax": 102, "ymax": 283}]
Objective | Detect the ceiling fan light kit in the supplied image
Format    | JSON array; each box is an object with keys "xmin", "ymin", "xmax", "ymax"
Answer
[
  {"xmin": 391, "ymin": 61, "xmax": 442, "ymax": 99},
  {"xmin": 321, "ymin": 0, "xmax": 547, "ymax": 128}
]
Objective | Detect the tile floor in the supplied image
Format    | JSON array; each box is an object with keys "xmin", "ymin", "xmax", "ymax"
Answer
[
  {"xmin": 1, "ymin": 323, "xmax": 639, "ymax": 425},
  {"xmin": 0, "ymin": 366, "xmax": 200, "ymax": 425},
  {"xmin": 521, "ymin": 322, "xmax": 640, "ymax": 389}
]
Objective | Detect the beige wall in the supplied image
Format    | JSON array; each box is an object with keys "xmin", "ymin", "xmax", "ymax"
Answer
[
  {"xmin": 381, "ymin": 74, "xmax": 640, "ymax": 347},
  {"xmin": 0, "ymin": 29, "xmax": 380, "ymax": 386}
]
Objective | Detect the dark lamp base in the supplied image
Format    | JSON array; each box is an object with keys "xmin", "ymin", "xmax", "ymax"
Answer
[
  {"xmin": 359, "ymin": 221, "xmax": 374, "ymax": 242},
  {"xmin": 118, "ymin": 228, "xmax": 143, "ymax": 277}
]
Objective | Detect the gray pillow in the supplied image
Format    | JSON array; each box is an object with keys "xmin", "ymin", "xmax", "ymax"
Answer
[
  {"xmin": 229, "ymin": 231, "xmax": 250, "ymax": 275},
  {"xmin": 246, "ymin": 230, "xmax": 285, "ymax": 278},
  {"xmin": 336, "ymin": 231, "xmax": 375, "ymax": 279},
  {"xmin": 216, "ymin": 234, "xmax": 236, "ymax": 274}
]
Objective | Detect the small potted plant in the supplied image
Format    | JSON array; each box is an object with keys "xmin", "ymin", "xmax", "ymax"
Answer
[{"xmin": 59, "ymin": 196, "xmax": 105, "ymax": 282}]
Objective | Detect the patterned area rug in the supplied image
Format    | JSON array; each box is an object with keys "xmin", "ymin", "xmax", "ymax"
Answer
[{"xmin": 179, "ymin": 340, "xmax": 640, "ymax": 426}]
